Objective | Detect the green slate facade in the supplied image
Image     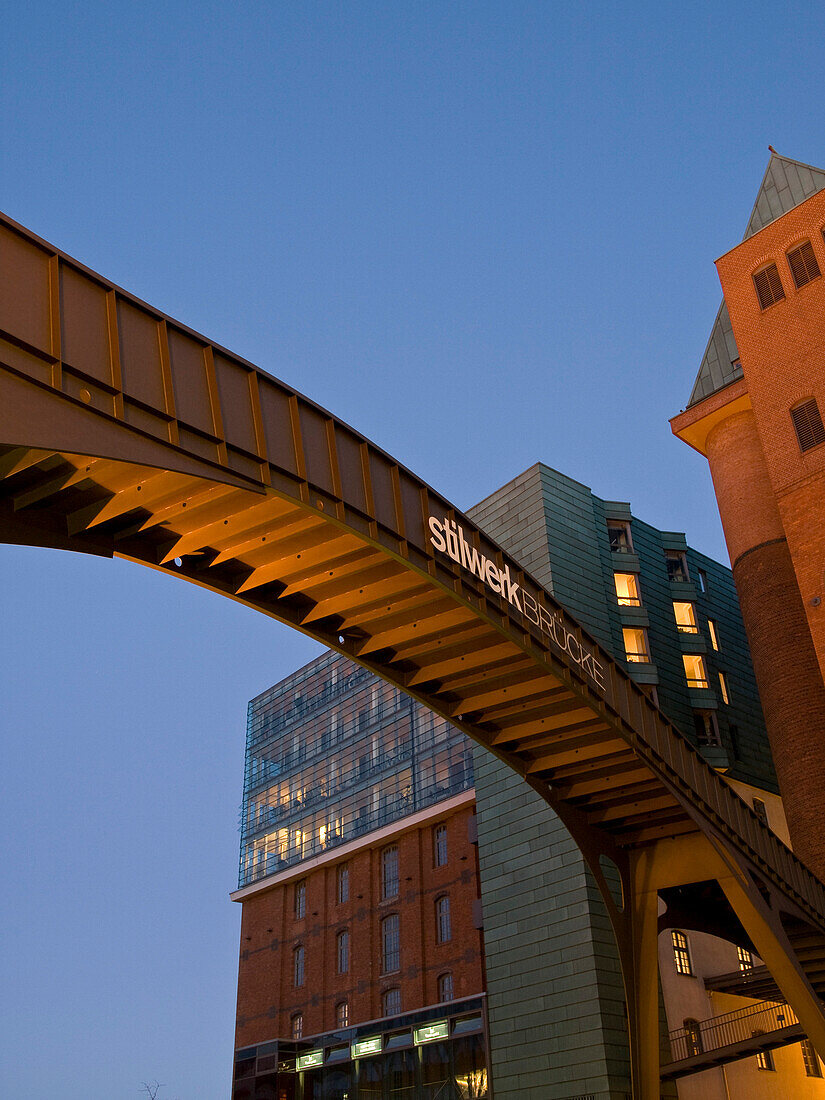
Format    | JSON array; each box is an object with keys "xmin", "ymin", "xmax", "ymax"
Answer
[{"xmin": 466, "ymin": 461, "xmax": 773, "ymax": 1099}]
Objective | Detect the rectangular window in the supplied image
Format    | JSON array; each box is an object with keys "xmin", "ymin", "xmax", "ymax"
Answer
[
  {"xmin": 294, "ymin": 946, "xmax": 305, "ymax": 987},
  {"xmin": 693, "ymin": 711, "xmax": 720, "ymax": 748},
  {"xmin": 622, "ymin": 627, "xmax": 650, "ymax": 664},
  {"xmin": 788, "ymin": 240, "xmax": 821, "ymax": 288},
  {"xmin": 755, "ymin": 1045, "xmax": 775, "ymax": 1071},
  {"xmin": 791, "ymin": 398, "xmax": 825, "ymax": 452},
  {"xmin": 665, "ymin": 550, "xmax": 689, "ymax": 583},
  {"xmin": 292, "ymin": 1013, "xmax": 303, "ymax": 1039},
  {"xmin": 295, "ymin": 880, "xmax": 306, "ymax": 920},
  {"xmin": 673, "ymin": 601, "xmax": 698, "ymax": 633},
  {"xmin": 337, "ymin": 930, "xmax": 349, "ymax": 974},
  {"xmin": 607, "ymin": 521, "xmax": 633, "ymax": 553},
  {"xmin": 436, "ymin": 896, "xmax": 452, "ymax": 943},
  {"xmin": 336, "ymin": 1001, "xmax": 349, "ymax": 1028},
  {"xmin": 707, "ymin": 619, "xmax": 719, "ymax": 651},
  {"xmin": 752, "ymin": 798, "xmax": 769, "ymax": 827},
  {"xmin": 438, "ymin": 972, "xmax": 454, "ymax": 1002},
  {"xmin": 682, "ymin": 654, "xmax": 709, "ymax": 689},
  {"xmin": 802, "ymin": 1038, "xmax": 822, "ymax": 1077},
  {"xmin": 753, "ymin": 263, "xmax": 785, "ymax": 309},
  {"xmin": 434, "ymin": 824, "xmax": 448, "ymax": 867},
  {"xmin": 697, "ymin": 569, "xmax": 707, "ymax": 593},
  {"xmin": 337, "ymin": 863, "xmax": 349, "ymax": 904},
  {"xmin": 381, "ymin": 914, "xmax": 400, "ymax": 973},
  {"xmin": 671, "ymin": 930, "xmax": 693, "ymax": 976},
  {"xmin": 381, "ymin": 846, "xmax": 399, "ymax": 899},
  {"xmin": 614, "ymin": 572, "xmax": 641, "ymax": 606},
  {"xmin": 718, "ymin": 672, "xmax": 730, "ymax": 704},
  {"xmin": 737, "ymin": 946, "xmax": 753, "ymax": 972}
]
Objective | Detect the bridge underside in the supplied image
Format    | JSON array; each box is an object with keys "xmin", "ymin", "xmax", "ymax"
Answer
[{"xmin": 3, "ymin": 211, "xmax": 825, "ymax": 1097}]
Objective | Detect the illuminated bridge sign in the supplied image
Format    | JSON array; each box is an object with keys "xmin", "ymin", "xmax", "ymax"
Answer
[{"xmin": 1, "ymin": 210, "xmax": 825, "ymax": 1099}]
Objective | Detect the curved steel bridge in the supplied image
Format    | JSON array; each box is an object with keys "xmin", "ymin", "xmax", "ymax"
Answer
[{"xmin": 1, "ymin": 211, "xmax": 825, "ymax": 1097}]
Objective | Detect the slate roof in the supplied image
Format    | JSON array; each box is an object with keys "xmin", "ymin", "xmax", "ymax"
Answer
[{"xmin": 687, "ymin": 151, "xmax": 825, "ymax": 408}]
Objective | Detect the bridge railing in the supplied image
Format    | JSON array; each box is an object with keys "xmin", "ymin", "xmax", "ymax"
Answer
[{"xmin": 668, "ymin": 999, "xmax": 798, "ymax": 1062}]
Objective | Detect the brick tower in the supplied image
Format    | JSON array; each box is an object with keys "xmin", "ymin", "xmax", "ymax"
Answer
[{"xmin": 672, "ymin": 150, "xmax": 825, "ymax": 881}]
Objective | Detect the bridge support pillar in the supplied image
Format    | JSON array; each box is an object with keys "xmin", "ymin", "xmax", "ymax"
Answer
[{"xmin": 625, "ymin": 855, "xmax": 662, "ymax": 1100}]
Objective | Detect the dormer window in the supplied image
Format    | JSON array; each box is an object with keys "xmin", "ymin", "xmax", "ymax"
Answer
[
  {"xmin": 753, "ymin": 263, "xmax": 785, "ymax": 310},
  {"xmin": 787, "ymin": 240, "xmax": 821, "ymax": 289},
  {"xmin": 607, "ymin": 521, "xmax": 633, "ymax": 553}
]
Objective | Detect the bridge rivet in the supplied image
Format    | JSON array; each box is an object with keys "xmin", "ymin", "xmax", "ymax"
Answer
[
  {"xmin": 79, "ymin": 388, "xmax": 92, "ymax": 403},
  {"xmin": 316, "ymin": 500, "xmax": 324, "ymax": 510}
]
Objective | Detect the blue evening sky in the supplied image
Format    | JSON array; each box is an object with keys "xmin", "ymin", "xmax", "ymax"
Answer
[{"xmin": 1, "ymin": 3, "xmax": 822, "ymax": 1096}]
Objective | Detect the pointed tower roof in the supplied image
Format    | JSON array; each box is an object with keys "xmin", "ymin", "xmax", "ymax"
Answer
[{"xmin": 687, "ymin": 150, "xmax": 825, "ymax": 408}]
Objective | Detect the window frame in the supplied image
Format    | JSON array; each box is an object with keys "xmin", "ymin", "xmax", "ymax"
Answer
[
  {"xmin": 294, "ymin": 880, "xmax": 306, "ymax": 920},
  {"xmin": 673, "ymin": 601, "xmax": 699, "ymax": 634},
  {"xmin": 337, "ymin": 928, "xmax": 350, "ymax": 974},
  {"xmin": 381, "ymin": 845, "xmax": 400, "ymax": 900},
  {"xmin": 382, "ymin": 986, "xmax": 402, "ymax": 1017},
  {"xmin": 718, "ymin": 671, "xmax": 730, "ymax": 704},
  {"xmin": 293, "ymin": 944, "xmax": 305, "ymax": 988},
  {"xmin": 787, "ymin": 239, "xmax": 821, "ymax": 289},
  {"xmin": 336, "ymin": 1000, "xmax": 349, "ymax": 1029},
  {"xmin": 607, "ymin": 520, "xmax": 634, "ymax": 554},
  {"xmin": 434, "ymin": 824, "xmax": 448, "ymax": 867},
  {"xmin": 438, "ymin": 971, "xmax": 455, "ymax": 1002},
  {"xmin": 802, "ymin": 1037, "xmax": 822, "ymax": 1077},
  {"xmin": 753, "ymin": 262, "xmax": 786, "ymax": 310},
  {"xmin": 337, "ymin": 863, "xmax": 349, "ymax": 905},
  {"xmin": 622, "ymin": 625, "xmax": 651, "ymax": 664},
  {"xmin": 737, "ymin": 945, "xmax": 754, "ymax": 972},
  {"xmin": 435, "ymin": 895, "xmax": 452, "ymax": 944},
  {"xmin": 665, "ymin": 549, "xmax": 690, "ymax": 584},
  {"xmin": 291, "ymin": 1012, "xmax": 303, "ymax": 1040},
  {"xmin": 671, "ymin": 930, "xmax": 694, "ymax": 976},
  {"xmin": 613, "ymin": 571, "xmax": 641, "ymax": 606},
  {"xmin": 707, "ymin": 619, "xmax": 719, "ymax": 651},
  {"xmin": 682, "ymin": 653, "xmax": 709, "ymax": 689},
  {"xmin": 791, "ymin": 397, "xmax": 825, "ymax": 453},
  {"xmin": 381, "ymin": 913, "xmax": 400, "ymax": 974}
]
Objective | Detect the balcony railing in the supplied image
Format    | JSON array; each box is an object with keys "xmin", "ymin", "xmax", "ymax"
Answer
[{"xmin": 667, "ymin": 999, "xmax": 801, "ymax": 1067}]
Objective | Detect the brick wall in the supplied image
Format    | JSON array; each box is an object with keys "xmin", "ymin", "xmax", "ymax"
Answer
[{"xmin": 234, "ymin": 801, "xmax": 484, "ymax": 1048}]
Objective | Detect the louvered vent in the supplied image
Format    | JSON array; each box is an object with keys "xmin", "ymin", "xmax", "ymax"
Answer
[
  {"xmin": 753, "ymin": 264, "xmax": 786, "ymax": 310},
  {"xmin": 787, "ymin": 241, "xmax": 821, "ymax": 289},
  {"xmin": 791, "ymin": 398, "xmax": 825, "ymax": 452}
]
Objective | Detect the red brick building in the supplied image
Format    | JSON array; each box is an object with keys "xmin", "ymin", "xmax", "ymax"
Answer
[
  {"xmin": 672, "ymin": 150, "xmax": 825, "ymax": 880},
  {"xmin": 233, "ymin": 797, "xmax": 484, "ymax": 1048}
]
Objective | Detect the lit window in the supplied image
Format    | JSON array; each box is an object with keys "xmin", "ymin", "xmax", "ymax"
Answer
[
  {"xmin": 752, "ymin": 798, "xmax": 769, "ymax": 827},
  {"xmin": 295, "ymin": 880, "xmax": 306, "ymax": 920},
  {"xmin": 337, "ymin": 863, "xmax": 349, "ymax": 904},
  {"xmin": 381, "ymin": 914, "xmax": 400, "ymax": 973},
  {"xmin": 753, "ymin": 263, "xmax": 785, "ymax": 310},
  {"xmin": 673, "ymin": 601, "xmax": 698, "ymax": 633},
  {"xmin": 614, "ymin": 572, "xmax": 641, "ymax": 606},
  {"xmin": 434, "ymin": 824, "xmax": 448, "ymax": 867},
  {"xmin": 755, "ymin": 1039, "xmax": 775, "ymax": 1071},
  {"xmin": 707, "ymin": 619, "xmax": 719, "ymax": 651},
  {"xmin": 292, "ymin": 1012, "xmax": 303, "ymax": 1039},
  {"xmin": 607, "ymin": 521, "xmax": 633, "ymax": 553},
  {"xmin": 718, "ymin": 672, "xmax": 730, "ymax": 704},
  {"xmin": 802, "ymin": 1038, "xmax": 822, "ymax": 1077},
  {"xmin": 672, "ymin": 930, "xmax": 693, "ymax": 976},
  {"xmin": 293, "ymin": 945, "xmax": 305, "ymax": 988},
  {"xmin": 665, "ymin": 550, "xmax": 690, "ymax": 583},
  {"xmin": 382, "ymin": 987, "xmax": 401, "ymax": 1017},
  {"xmin": 693, "ymin": 711, "xmax": 720, "ymax": 748},
  {"xmin": 791, "ymin": 398, "xmax": 825, "ymax": 452},
  {"xmin": 336, "ymin": 1001, "xmax": 349, "ymax": 1028},
  {"xmin": 381, "ymin": 846, "xmax": 399, "ymax": 900},
  {"xmin": 683, "ymin": 654, "xmax": 709, "ymax": 689},
  {"xmin": 737, "ymin": 946, "xmax": 754, "ymax": 972},
  {"xmin": 438, "ymin": 972, "xmax": 454, "ymax": 1002},
  {"xmin": 623, "ymin": 627, "xmax": 650, "ymax": 664},
  {"xmin": 787, "ymin": 240, "xmax": 821, "ymax": 288},
  {"xmin": 684, "ymin": 1018, "xmax": 703, "ymax": 1057},
  {"xmin": 337, "ymin": 930, "xmax": 349, "ymax": 974},
  {"xmin": 436, "ymin": 896, "xmax": 452, "ymax": 943}
]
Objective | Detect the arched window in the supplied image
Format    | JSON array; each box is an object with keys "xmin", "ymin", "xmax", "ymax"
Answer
[
  {"xmin": 753, "ymin": 262, "xmax": 785, "ymax": 309},
  {"xmin": 336, "ymin": 1000, "xmax": 349, "ymax": 1028},
  {"xmin": 381, "ymin": 913, "xmax": 400, "ymax": 973},
  {"xmin": 791, "ymin": 398, "xmax": 825, "ymax": 452},
  {"xmin": 787, "ymin": 240, "xmax": 821, "ymax": 289},
  {"xmin": 684, "ymin": 1018, "xmax": 702, "ymax": 1057},
  {"xmin": 436, "ymin": 896, "xmax": 452, "ymax": 943},
  {"xmin": 293, "ymin": 944, "xmax": 305, "ymax": 987},
  {"xmin": 291, "ymin": 1012, "xmax": 303, "ymax": 1039},
  {"xmin": 434, "ymin": 824, "xmax": 448, "ymax": 867},
  {"xmin": 671, "ymin": 930, "xmax": 693, "ymax": 976},
  {"xmin": 382, "ymin": 987, "xmax": 401, "ymax": 1017},
  {"xmin": 337, "ymin": 929, "xmax": 349, "ymax": 974},
  {"xmin": 381, "ymin": 845, "xmax": 399, "ymax": 899},
  {"xmin": 438, "ymin": 972, "xmax": 454, "ymax": 1002}
]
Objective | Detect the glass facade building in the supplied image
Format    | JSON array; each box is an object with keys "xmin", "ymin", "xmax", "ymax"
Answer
[{"xmin": 240, "ymin": 650, "xmax": 474, "ymax": 888}]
